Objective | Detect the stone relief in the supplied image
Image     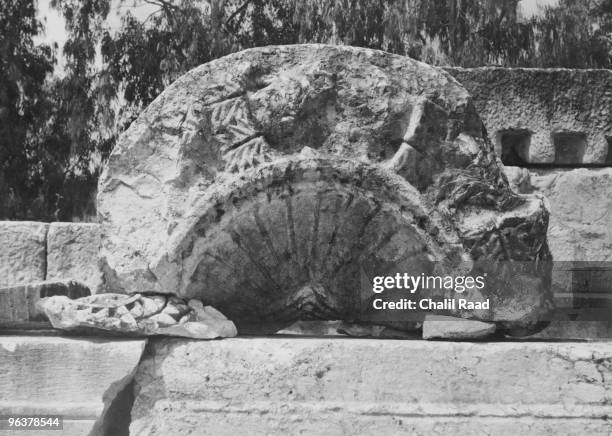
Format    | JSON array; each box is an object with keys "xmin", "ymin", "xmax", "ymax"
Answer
[{"xmin": 94, "ymin": 45, "xmax": 553, "ymax": 337}]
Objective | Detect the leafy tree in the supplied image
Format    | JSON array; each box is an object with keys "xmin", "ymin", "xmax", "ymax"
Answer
[
  {"xmin": 531, "ymin": 0, "xmax": 612, "ymax": 68},
  {"xmin": 100, "ymin": 0, "xmax": 236, "ymax": 120},
  {"xmin": 0, "ymin": 0, "xmax": 55, "ymax": 219}
]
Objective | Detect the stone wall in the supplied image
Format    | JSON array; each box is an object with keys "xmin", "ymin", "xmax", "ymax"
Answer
[
  {"xmin": 0, "ymin": 222, "xmax": 102, "ymax": 292},
  {"xmin": 445, "ymin": 67, "xmax": 612, "ymax": 165},
  {"xmin": 446, "ymin": 67, "xmax": 612, "ymax": 315}
]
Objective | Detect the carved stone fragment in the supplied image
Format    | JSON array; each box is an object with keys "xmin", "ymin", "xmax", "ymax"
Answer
[
  {"xmin": 38, "ymin": 293, "xmax": 237, "ymax": 339},
  {"xmin": 98, "ymin": 45, "xmax": 552, "ymax": 334}
]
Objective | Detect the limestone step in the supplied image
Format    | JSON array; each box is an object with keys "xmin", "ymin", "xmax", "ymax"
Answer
[
  {"xmin": 131, "ymin": 337, "xmax": 612, "ymax": 435},
  {"xmin": 0, "ymin": 335, "xmax": 145, "ymax": 436}
]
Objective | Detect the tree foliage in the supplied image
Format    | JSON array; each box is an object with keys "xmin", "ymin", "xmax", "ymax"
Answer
[{"xmin": 0, "ymin": 0, "xmax": 55, "ymax": 219}]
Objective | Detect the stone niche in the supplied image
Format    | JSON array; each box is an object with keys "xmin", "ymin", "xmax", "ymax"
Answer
[
  {"xmin": 445, "ymin": 67, "xmax": 612, "ymax": 165},
  {"xmin": 497, "ymin": 129, "xmax": 531, "ymax": 166},
  {"xmin": 552, "ymin": 131, "xmax": 587, "ymax": 165},
  {"xmin": 98, "ymin": 44, "xmax": 552, "ymax": 333}
]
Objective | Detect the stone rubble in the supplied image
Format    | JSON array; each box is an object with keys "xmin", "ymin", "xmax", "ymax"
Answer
[{"xmin": 38, "ymin": 293, "xmax": 237, "ymax": 339}]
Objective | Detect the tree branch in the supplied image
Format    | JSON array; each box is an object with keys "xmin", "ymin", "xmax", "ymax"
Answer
[
  {"xmin": 144, "ymin": 0, "xmax": 180, "ymax": 10},
  {"xmin": 225, "ymin": 0, "xmax": 252, "ymax": 28}
]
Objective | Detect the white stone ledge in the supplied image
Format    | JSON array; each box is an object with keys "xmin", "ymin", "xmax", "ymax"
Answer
[
  {"xmin": 130, "ymin": 337, "xmax": 612, "ymax": 435},
  {"xmin": 0, "ymin": 336, "xmax": 145, "ymax": 436}
]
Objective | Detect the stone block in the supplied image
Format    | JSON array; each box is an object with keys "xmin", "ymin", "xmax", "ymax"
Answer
[
  {"xmin": 46, "ymin": 223, "xmax": 103, "ymax": 293},
  {"xmin": 130, "ymin": 338, "xmax": 612, "ymax": 435},
  {"xmin": 0, "ymin": 280, "xmax": 90, "ymax": 327},
  {"xmin": 422, "ymin": 314, "xmax": 496, "ymax": 339},
  {"xmin": 0, "ymin": 221, "xmax": 48, "ymax": 287},
  {"xmin": 0, "ymin": 336, "xmax": 145, "ymax": 436},
  {"xmin": 530, "ymin": 168, "xmax": 612, "ymax": 311}
]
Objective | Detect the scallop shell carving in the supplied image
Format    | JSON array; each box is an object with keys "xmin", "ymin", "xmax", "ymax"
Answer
[{"xmin": 99, "ymin": 45, "xmax": 552, "ymax": 331}]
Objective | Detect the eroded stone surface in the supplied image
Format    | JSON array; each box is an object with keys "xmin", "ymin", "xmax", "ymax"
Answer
[
  {"xmin": 0, "ymin": 335, "xmax": 145, "ymax": 436},
  {"xmin": 130, "ymin": 338, "xmax": 612, "ymax": 435},
  {"xmin": 39, "ymin": 293, "xmax": 237, "ymax": 339},
  {"xmin": 446, "ymin": 68, "xmax": 612, "ymax": 164},
  {"xmin": 47, "ymin": 222, "xmax": 104, "ymax": 293},
  {"xmin": 276, "ymin": 320, "xmax": 419, "ymax": 339},
  {"xmin": 529, "ymin": 168, "xmax": 612, "ymax": 311},
  {"xmin": 0, "ymin": 221, "xmax": 48, "ymax": 287},
  {"xmin": 530, "ymin": 168, "xmax": 612, "ymax": 263},
  {"xmin": 98, "ymin": 44, "xmax": 552, "ymax": 331}
]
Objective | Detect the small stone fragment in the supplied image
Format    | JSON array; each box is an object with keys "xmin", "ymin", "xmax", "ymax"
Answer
[
  {"xmin": 188, "ymin": 299, "xmax": 204, "ymax": 310},
  {"xmin": 276, "ymin": 320, "xmax": 345, "ymax": 336},
  {"xmin": 119, "ymin": 312, "xmax": 138, "ymax": 329},
  {"xmin": 202, "ymin": 305, "xmax": 228, "ymax": 320},
  {"xmin": 149, "ymin": 312, "xmax": 178, "ymax": 327},
  {"xmin": 337, "ymin": 323, "xmax": 420, "ymax": 339},
  {"xmin": 422, "ymin": 315, "xmax": 496, "ymax": 340},
  {"xmin": 162, "ymin": 301, "xmax": 189, "ymax": 319},
  {"xmin": 115, "ymin": 305, "xmax": 129, "ymax": 316},
  {"xmin": 141, "ymin": 295, "xmax": 166, "ymax": 317},
  {"xmin": 130, "ymin": 301, "xmax": 144, "ymax": 318},
  {"xmin": 179, "ymin": 312, "xmax": 194, "ymax": 324},
  {"xmin": 158, "ymin": 320, "xmax": 237, "ymax": 339}
]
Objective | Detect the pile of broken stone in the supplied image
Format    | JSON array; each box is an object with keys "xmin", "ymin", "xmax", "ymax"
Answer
[
  {"xmin": 38, "ymin": 289, "xmax": 237, "ymax": 340},
  {"xmin": 35, "ymin": 283, "xmax": 502, "ymax": 340},
  {"xmin": 26, "ymin": 278, "xmax": 502, "ymax": 340}
]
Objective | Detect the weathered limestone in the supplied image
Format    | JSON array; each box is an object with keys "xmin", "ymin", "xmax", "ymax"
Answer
[
  {"xmin": 507, "ymin": 167, "xmax": 612, "ymax": 310},
  {"xmin": 531, "ymin": 321, "xmax": 612, "ymax": 340},
  {"xmin": 39, "ymin": 293, "xmax": 237, "ymax": 339},
  {"xmin": 98, "ymin": 44, "xmax": 552, "ymax": 333},
  {"xmin": 500, "ymin": 166, "xmax": 612, "ymax": 335},
  {"xmin": 46, "ymin": 222, "xmax": 103, "ymax": 293},
  {"xmin": 0, "ymin": 336, "xmax": 145, "ymax": 436},
  {"xmin": 276, "ymin": 320, "xmax": 419, "ymax": 339},
  {"xmin": 0, "ymin": 221, "xmax": 48, "ymax": 287},
  {"xmin": 130, "ymin": 338, "xmax": 612, "ymax": 435},
  {"xmin": 530, "ymin": 168, "xmax": 612, "ymax": 264},
  {"xmin": 446, "ymin": 68, "xmax": 612, "ymax": 165},
  {"xmin": 422, "ymin": 314, "xmax": 496, "ymax": 339},
  {"xmin": 539, "ymin": 168, "xmax": 612, "ymax": 319},
  {"xmin": 0, "ymin": 280, "xmax": 90, "ymax": 327}
]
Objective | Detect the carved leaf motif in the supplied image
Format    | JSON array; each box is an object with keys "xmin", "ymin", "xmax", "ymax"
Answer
[
  {"xmin": 210, "ymin": 97, "xmax": 258, "ymax": 148},
  {"xmin": 223, "ymin": 136, "xmax": 273, "ymax": 173}
]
